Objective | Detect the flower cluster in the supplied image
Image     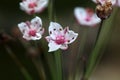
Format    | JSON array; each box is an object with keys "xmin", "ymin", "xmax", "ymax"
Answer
[
  {"xmin": 18, "ymin": 0, "xmax": 79, "ymax": 52},
  {"xmin": 18, "ymin": 17, "xmax": 78, "ymax": 52}
]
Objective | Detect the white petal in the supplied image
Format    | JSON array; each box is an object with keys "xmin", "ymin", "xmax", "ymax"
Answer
[
  {"xmin": 20, "ymin": 2, "xmax": 30, "ymax": 13},
  {"xmin": 48, "ymin": 41, "xmax": 61, "ymax": 52},
  {"xmin": 18, "ymin": 22, "xmax": 29, "ymax": 34},
  {"xmin": 74, "ymin": 7, "xmax": 87, "ymax": 25},
  {"xmin": 35, "ymin": 0, "xmax": 48, "ymax": 12},
  {"xmin": 60, "ymin": 44, "xmax": 68, "ymax": 50},
  {"xmin": 90, "ymin": 14, "xmax": 101, "ymax": 26},
  {"xmin": 65, "ymin": 29, "xmax": 78, "ymax": 44},
  {"xmin": 31, "ymin": 16, "xmax": 42, "ymax": 29},
  {"xmin": 49, "ymin": 22, "xmax": 63, "ymax": 39}
]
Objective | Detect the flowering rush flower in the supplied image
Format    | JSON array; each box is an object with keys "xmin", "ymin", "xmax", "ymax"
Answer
[
  {"xmin": 20, "ymin": 0, "xmax": 48, "ymax": 14},
  {"xmin": 18, "ymin": 16, "xmax": 44, "ymax": 40},
  {"xmin": 115, "ymin": 0, "xmax": 120, "ymax": 6},
  {"xmin": 74, "ymin": 7, "xmax": 101, "ymax": 27},
  {"xmin": 45, "ymin": 22, "xmax": 78, "ymax": 52}
]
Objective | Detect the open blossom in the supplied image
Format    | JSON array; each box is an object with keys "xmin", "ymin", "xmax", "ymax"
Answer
[
  {"xmin": 20, "ymin": 0, "xmax": 48, "ymax": 15},
  {"xmin": 74, "ymin": 7, "xmax": 101, "ymax": 27},
  {"xmin": 45, "ymin": 22, "xmax": 78, "ymax": 52},
  {"xmin": 18, "ymin": 16, "xmax": 44, "ymax": 40}
]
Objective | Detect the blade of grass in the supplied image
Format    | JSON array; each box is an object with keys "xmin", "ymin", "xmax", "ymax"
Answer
[{"xmin": 5, "ymin": 45, "xmax": 33, "ymax": 80}]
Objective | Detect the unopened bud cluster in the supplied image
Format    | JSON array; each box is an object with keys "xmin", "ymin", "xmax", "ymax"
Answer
[{"xmin": 96, "ymin": 0, "xmax": 113, "ymax": 19}]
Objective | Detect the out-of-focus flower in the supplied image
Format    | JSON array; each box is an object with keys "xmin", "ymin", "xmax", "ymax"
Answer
[
  {"xmin": 45, "ymin": 22, "xmax": 78, "ymax": 52},
  {"xmin": 18, "ymin": 16, "xmax": 44, "ymax": 40},
  {"xmin": 115, "ymin": 0, "xmax": 120, "ymax": 7},
  {"xmin": 74, "ymin": 7, "xmax": 101, "ymax": 27},
  {"xmin": 92, "ymin": 0, "xmax": 116, "ymax": 5},
  {"xmin": 20, "ymin": 0, "xmax": 48, "ymax": 15}
]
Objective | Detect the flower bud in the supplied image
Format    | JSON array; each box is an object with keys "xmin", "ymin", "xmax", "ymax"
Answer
[{"xmin": 96, "ymin": 1, "xmax": 113, "ymax": 19}]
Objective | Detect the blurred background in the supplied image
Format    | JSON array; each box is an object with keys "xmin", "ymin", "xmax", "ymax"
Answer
[{"xmin": 0, "ymin": 0, "xmax": 120, "ymax": 80}]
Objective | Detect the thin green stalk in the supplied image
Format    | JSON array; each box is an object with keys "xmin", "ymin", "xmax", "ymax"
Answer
[
  {"xmin": 84, "ymin": 7, "xmax": 119, "ymax": 80},
  {"xmin": 48, "ymin": 0, "xmax": 55, "ymax": 21},
  {"xmin": 32, "ymin": 58, "xmax": 46, "ymax": 80},
  {"xmin": 54, "ymin": 50, "xmax": 63, "ymax": 80},
  {"xmin": 5, "ymin": 45, "xmax": 33, "ymax": 80},
  {"xmin": 40, "ymin": 40, "xmax": 57, "ymax": 80},
  {"xmin": 94, "ymin": 20, "xmax": 104, "ymax": 46},
  {"xmin": 74, "ymin": 27, "xmax": 89, "ymax": 80}
]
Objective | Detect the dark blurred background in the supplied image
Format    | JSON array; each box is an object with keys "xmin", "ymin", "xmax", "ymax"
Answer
[{"xmin": 0, "ymin": 0, "xmax": 120, "ymax": 80}]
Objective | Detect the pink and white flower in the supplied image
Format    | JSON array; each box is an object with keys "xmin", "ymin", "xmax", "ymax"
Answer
[
  {"xmin": 20, "ymin": 0, "xmax": 48, "ymax": 15},
  {"xmin": 45, "ymin": 22, "xmax": 78, "ymax": 52},
  {"xmin": 92, "ymin": 0, "xmax": 116, "ymax": 6},
  {"xmin": 115, "ymin": 0, "xmax": 120, "ymax": 7},
  {"xmin": 74, "ymin": 7, "xmax": 101, "ymax": 27},
  {"xmin": 18, "ymin": 16, "xmax": 44, "ymax": 40}
]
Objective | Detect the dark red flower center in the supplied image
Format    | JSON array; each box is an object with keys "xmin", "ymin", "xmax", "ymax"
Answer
[
  {"xmin": 28, "ymin": 2, "xmax": 37, "ymax": 8},
  {"xmin": 28, "ymin": 30, "xmax": 36, "ymax": 36},
  {"xmin": 55, "ymin": 35, "xmax": 65, "ymax": 45}
]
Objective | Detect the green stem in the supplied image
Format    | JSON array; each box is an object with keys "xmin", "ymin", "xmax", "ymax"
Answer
[
  {"xmin": 32, "ymin": 58, "xmax": 46, "ymax": 80},
  {"xmin": 48, "ymin": 0, "xmax": 56, "ymax": 21},
  {"xmin": 94, "ymin": 20, "xmax": 104, "ymax": 46},
  {"xmin": 54, "ymin": 50, "xmax": 63, "ymax": 80},
  {"xmin": 74, "ymin": 27, "xmax": 89, "ymax": 80},
  {"xmin": 84, "ymin": 7, "xmax": 119, "ymax": 80},
  {"xmin": 41, "ymin": 40, "xmax": 57, "ymax": 80},
  {"xmin": 5, "ymin": 45, "xmax": 32, "ymax": 80}
]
